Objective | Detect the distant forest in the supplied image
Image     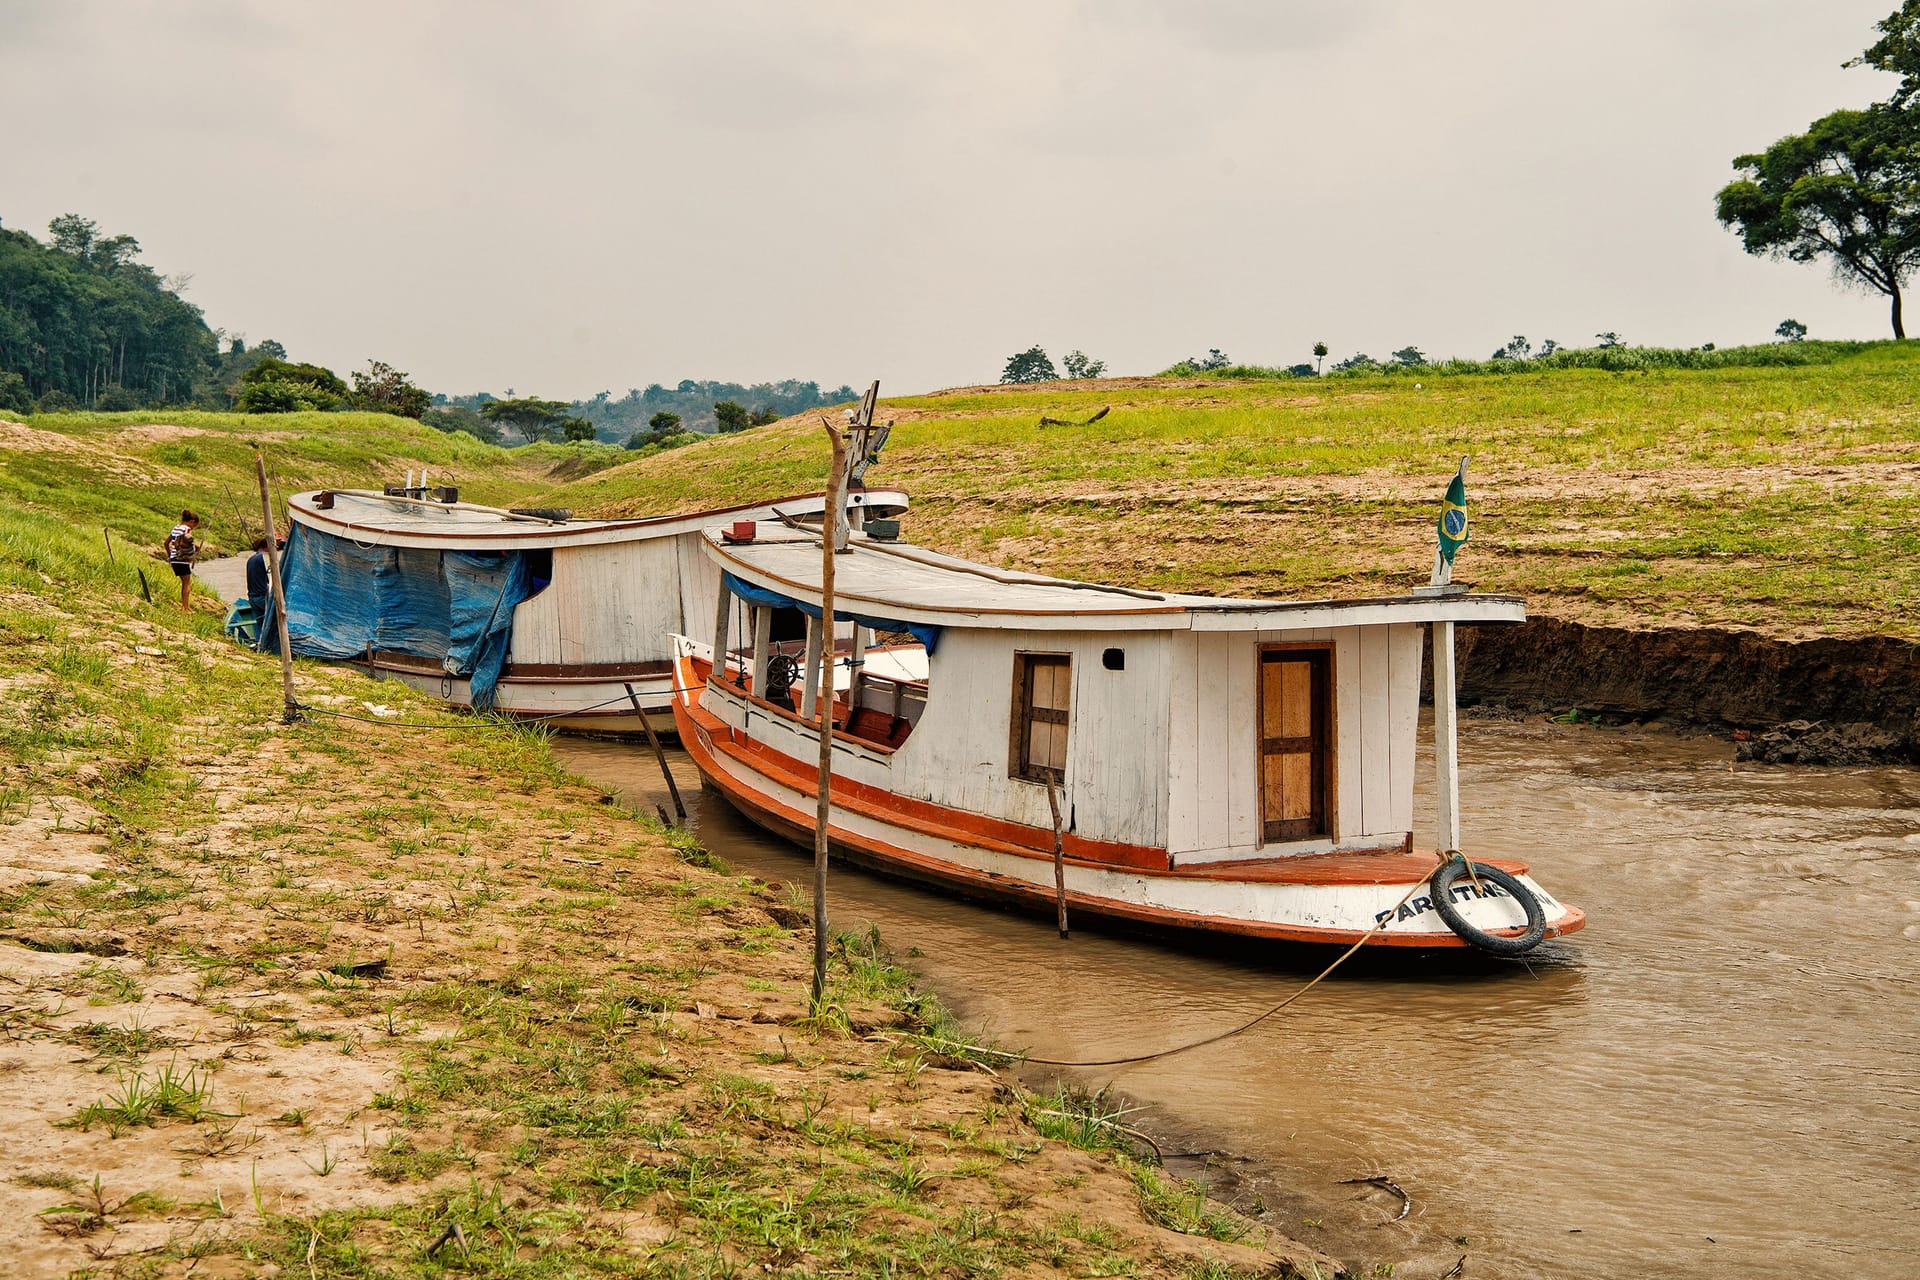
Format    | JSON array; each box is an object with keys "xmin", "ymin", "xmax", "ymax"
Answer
[
  {"xmin": 0, "ymin": 214, "xmax": 218, "ymax": 412},
  {"xmin": 0, "ymin": 210, "xmax": 856, "ymax": 446},
  {"xmin": 437, "ymin": 380, "xmax": 857, "ymax": 442},
  {"xmin": 0, "ymin": 211, "xmax": 420, "ymax": 418}
]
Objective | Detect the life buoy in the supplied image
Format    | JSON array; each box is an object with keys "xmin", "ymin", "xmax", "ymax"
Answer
[{"xmin": 1430, "ymin": 858, "xmax": 1547, "ymax": 956}]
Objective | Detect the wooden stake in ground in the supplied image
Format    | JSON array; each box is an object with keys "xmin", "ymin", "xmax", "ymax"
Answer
[
  {"xmin": 813, "ymin": 421, "xmax": 849, "ymax": 1009},
  {"xmin": 624, "ymin": 682, "xmax": 686, "ymax": 821},
  {"xmin": 254, "ymin": 452, "xmax": 299, "ymax": 723},
  {"xmin": 1045, "ymin": 776, "xmax": 1069, "ymax": 938},
  {"xmin": 101, "ymin": 527, "xmax": 116, "ymax": 568}
]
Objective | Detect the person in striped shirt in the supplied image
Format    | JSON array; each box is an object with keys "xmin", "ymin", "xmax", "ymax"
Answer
[{"xmin": 165, "ymin": 510, "xmax": 200, "ymax": 611}]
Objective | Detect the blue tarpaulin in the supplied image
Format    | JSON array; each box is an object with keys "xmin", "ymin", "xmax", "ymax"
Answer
[
  {"xmin": 721, "ymin": 571, "xmax": 941, "ymax": 654},
  {"xmin": 265, "ymin": 522, "xmax": 531, "ymax": 708}
]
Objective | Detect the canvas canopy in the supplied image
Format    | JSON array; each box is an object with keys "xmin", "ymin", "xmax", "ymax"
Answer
[
  {"xmin": 265, "ymin": 522, "xmax": 531, "ymax": 708},
  {"xmin": 722, "ymin": 571, "xmax": 942, "ymax": 654}
]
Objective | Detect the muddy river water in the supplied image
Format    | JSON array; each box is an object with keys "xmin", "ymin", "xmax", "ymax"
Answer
[{"xmin": 555, "ymin": 719, "xmax": 1920, "ymax": 1279}]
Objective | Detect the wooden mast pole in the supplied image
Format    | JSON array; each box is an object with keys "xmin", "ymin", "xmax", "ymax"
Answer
[
  {"xmin": 812, "ymin": 421, "xmax": 848, "ymax": 1009},
  {"xmin": 255, "ymin": 452, "xmax": 299, "ymax": 723}
]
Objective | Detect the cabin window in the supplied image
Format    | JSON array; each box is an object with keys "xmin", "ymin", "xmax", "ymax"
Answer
[
  {"xmin": 1011, "ymin": 653, "xmax": 1071, "ymax": 784},
  {"xmin": 1258, "ymin": 647, "xmax": 1331, "ymax": 844},
  {"xmin": 522, "ymin": 548, "xmax": 553, "ymax": 599}
]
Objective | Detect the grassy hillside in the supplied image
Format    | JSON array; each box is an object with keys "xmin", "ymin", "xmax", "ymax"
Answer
[
  {"xmin": 540, "ymin": 342, "xmax": 1920, "ymax": 640},
  {"xmin": 0, "ymin": 410, "xmax": 623, "ymax": 599},
  {"xmin": 0, "ymin": 421, "xmax": 1318, "ymax": 1275}
]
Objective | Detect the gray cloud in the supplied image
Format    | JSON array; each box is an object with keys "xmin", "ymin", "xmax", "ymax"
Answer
[{"xmin": 0, "ymin": 0, "xmax": 1900, "ymax": 395}]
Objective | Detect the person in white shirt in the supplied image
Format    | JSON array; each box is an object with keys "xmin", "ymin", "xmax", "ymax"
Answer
[{"xmin": 165, "ymin": 510, "xmax": 200, "ymax": 612}]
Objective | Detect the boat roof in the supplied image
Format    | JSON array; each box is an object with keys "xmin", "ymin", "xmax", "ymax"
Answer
[
  {"xmin": 287, "ymin": 488, "xmax": 910, "ymax": 552},
  {"xmin": 704, "ymin": 528, "xmax": 1526, "ymax": 632}
]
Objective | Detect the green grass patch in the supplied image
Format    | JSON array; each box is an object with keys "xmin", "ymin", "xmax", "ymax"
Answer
[{"xmin": 533, "ymin": 342, "xmax": 1920, "ymax": 638}]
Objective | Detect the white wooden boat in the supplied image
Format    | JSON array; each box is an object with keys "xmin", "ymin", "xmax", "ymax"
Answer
[
  {"xmin": 670, "ymin": 525, "xmax": 1585, "ymax": 951},
  {"xmin": 276, "ymin": 486, "xmax": 906, "ymax": 733}
]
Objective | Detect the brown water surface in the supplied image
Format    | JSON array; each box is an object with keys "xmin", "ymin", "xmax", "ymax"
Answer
[{"xmin": 555, "ymin": 718, "xmax": 1920, "ymax": 1279}]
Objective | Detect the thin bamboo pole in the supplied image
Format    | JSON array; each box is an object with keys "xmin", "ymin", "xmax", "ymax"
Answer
[
  {"xmin": 813, "ymin": 423, "xmax": 848, "ymax": 1009},
  {"xmin": 255, "ymin": 453, "xmax": 298, "ymax": 723}
]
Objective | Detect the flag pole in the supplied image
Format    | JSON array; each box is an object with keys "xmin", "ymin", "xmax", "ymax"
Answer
[{"xmin": 1424, "ymin": 456, "xmax": 1469, "ymax": 853}]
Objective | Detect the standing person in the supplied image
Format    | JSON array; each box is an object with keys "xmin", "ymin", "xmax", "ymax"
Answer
[
  {"xmin": 165, "ymin": 510, "xmax": 200, "ymax": 612},
  {"xmin": 245, "ymin": 535, "xmax": 272, "ymax": 647}
]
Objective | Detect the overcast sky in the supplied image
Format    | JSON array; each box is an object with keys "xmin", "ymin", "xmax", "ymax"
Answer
[{"xmin": 0, "ymin": 1, "xmax": 1903, "ymax": 396}]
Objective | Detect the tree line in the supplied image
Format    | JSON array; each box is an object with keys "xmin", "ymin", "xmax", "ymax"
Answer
[
  {"xmin": 1, "ymin": 211, "xmax": 847, "ymax": 451},
  {"xmin": 431, "ymin": 379, "xmax": 855, "ymax": 447},
  {"xmin": 0, "ymin": 214, "xmax": 215, "ymax": 412},
  {"xmin": 1155, "ymin": 336, "xmax": 1869, "ymax": 380},
  {"xmin": 0, "ymin": 211, "xmax": 436, "ymax": 420},
  {"xmin": 575, "ymin": 379, "xmax": 856, "ymax": 438}
]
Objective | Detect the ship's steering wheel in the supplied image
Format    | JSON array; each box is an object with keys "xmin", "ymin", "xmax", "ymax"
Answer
[{"xmin": 764, "ymin": 653, "xmax": 801, "ymax": 710}]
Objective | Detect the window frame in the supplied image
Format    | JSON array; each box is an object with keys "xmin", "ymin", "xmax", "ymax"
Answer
[{"xmin": 1009, "ymin": 651, "xmax": 1072, "ymax": 785}]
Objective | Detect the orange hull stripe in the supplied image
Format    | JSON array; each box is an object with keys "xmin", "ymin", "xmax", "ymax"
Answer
[{"xmin": 689, "ymin": 656, "xmax": 1171, "ymax": 871}]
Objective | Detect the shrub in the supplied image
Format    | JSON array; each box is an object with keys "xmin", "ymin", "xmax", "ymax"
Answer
[{"xmin": 0, "ymin": 371, "xmax": 32, "ymax": 414}]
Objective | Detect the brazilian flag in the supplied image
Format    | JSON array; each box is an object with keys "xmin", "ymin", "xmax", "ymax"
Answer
[{"xmin": 1437, "ymin": 458, "xmax": 1469, "ymax": 565}]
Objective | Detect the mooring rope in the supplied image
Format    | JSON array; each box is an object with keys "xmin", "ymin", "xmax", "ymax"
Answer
[
  {"xmin": 291, "ymin": 648, "xmax": 861, "ymax": 732},
  {"xmin": 901, "ymin": 869, "xmax": 1440, "ymax": 1069},
  {"xmin": 296, "ymin": 672, "xmax": 1468, "ymax": 1067}
]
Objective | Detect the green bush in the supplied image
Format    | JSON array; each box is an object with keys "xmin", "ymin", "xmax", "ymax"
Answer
[{"xmin": 0, "ymin": 371, "xmax": 32, "ymax": 414}]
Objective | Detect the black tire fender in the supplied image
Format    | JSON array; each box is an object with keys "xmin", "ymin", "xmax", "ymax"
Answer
[{"xmin": 1430, "ymin": 858, "xmax": 1547, "ymax": 956}]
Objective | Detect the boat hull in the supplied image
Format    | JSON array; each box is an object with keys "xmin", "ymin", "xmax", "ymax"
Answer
[
  {"xmin": 671, "ymin": 648, "xmax": 1585, "ymax": 950},
  {"xmin": 368, "ymin": 657, "xmax": 677, "ymax": 734}
]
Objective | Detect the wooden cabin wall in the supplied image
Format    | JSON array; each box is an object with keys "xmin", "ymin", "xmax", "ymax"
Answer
[
  {"xmin": 508, "ymin": 580, "xmax": 566, "ymax": 665},
  {"xmin": 1167, "ymin": 622, "xmax": 1422, "ymax": 862},
  {"xmin": 888, "ymin": 629, "xmax": 1171, "ymax": 847},
  {"xmin": 510, "ymin": 540, "xmax": 685, "ymax": 665},
  {"xmin": 675, "ymin": 534, "xmax": 724, "ymax": 649}
]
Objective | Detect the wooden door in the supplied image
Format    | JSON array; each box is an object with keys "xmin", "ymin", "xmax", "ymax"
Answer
[{"xmin": 1259, "ymin": 648, "xmax": 1329, "ymax": 844}]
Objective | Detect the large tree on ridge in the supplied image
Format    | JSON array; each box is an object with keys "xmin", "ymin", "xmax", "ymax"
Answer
[
  {"xmin": 480, "ymin": 395, "xmax": 573, "ymax": 443},
  {"xmin": 1715, "ymin": 6, "xmax": 1920, "ymax": 338},
  {"xmin": 1715, "ymin": 105, "xmax": 1920, "ymax": 338}
]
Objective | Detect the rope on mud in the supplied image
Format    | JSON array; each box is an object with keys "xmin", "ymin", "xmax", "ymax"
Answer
[
  {"xmin": 291, "ymin": 680, "xmax": 719, "ymax": 731},
  {"xmin": 289, "ymin": 653, "xmax": 849, "ymax": 732},
  {"xmin": 293, "ymin": 691, "xmax": 640, "ymax": 731},
  {"xmin": 902, "ymin": 873, "xmax": 1438, "ymax": 1070}
]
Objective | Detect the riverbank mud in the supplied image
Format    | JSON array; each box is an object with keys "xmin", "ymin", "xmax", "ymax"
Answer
[{"xmin": 1456, "ymin": 616, "xmax": 1920, "ymax": 764}]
